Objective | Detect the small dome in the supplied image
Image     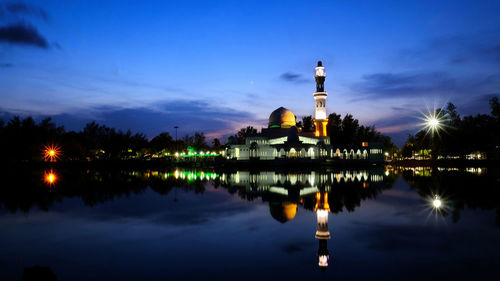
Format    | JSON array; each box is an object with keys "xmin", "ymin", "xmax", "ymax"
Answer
[
  {"xmin": 269, "ymin": 107, "xmax": 296, "ymax": 128},
  {"xmin": 270, "ymin": 202, "xmax": 298, "ymax": 223}
]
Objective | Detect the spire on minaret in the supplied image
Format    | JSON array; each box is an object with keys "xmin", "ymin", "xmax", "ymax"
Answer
[{"xmin": 315, "ymin": 61, "xmax": 326, "ymax": 92}]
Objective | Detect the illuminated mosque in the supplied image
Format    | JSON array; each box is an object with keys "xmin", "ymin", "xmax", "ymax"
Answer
[{"xmin": 226, "ymin": 61, "xmax": 384, "ymax": 162}]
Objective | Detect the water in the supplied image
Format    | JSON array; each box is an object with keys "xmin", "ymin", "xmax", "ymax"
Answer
[{"xmin": 0, "ymin": 167, "xmax": 499, "ymax": 280}]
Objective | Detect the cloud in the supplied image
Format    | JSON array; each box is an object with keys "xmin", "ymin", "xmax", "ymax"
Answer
[
  {"xmin": 356, "ymin": 72, "xmax": 453, "ymax": 97},
  {"xmin": 0, "ymin": 22, "xmax": 49, "ymax": 48},
  {"xmin": 4, "ymin": 2, "xmax": 49, "ymax": 21},
  {"xmin": 279, "ymin": 72, "xmax": 308, "ymax": 84},
  {"xmin": 353, "ymin": 71, "xmax": 500, "ymax": 101},
  {"xmin": 0, "ymin": 99, "xmax": 256, "ymax": 140},
  {"xmin": 394, "ymin": 28, "xmax": 500, "ymax": 66}
]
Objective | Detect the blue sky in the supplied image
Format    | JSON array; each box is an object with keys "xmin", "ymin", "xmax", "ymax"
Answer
[{"xmin": 1, "ymin": 0, "xmax": 499, "ymax": 145}]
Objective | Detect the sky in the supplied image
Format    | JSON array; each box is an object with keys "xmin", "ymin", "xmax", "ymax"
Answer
[{"xmin": 0, "ymin": 0, "xmax": 499, "ymax": 146}]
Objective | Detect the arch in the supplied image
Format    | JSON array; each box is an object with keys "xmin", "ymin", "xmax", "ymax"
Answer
[
  {"xmin": 279, "ymin": 148, "xmax": 286, "ymax": 158},
  {"xmin": 350, "ymin": 149, "xmax": 355, "ymax": 160},
  {"xmin": 308, "ymin": 147, "xmax": 315, "ymax": 158},
  {"xmin": 362, "ymin": 149, "xmax": 368, "ymax": 159},
  {"xmin": 334, "ymin": 148, "xmax": 341, "ymax": 158}
]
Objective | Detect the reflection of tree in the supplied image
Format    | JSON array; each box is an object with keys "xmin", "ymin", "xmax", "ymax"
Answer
[
  {"xmin": 0, "ymin": 168, "xmax": 214, "ymax": 213},
  {"xmin": 0, "ymin": 167, "xmax": 399, "ymax": 216},
  {"xmin": 401, "ymin": 168, "xmax": 500, "ymax": 224}
]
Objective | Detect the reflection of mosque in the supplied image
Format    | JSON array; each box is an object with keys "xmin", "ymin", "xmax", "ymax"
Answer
[
  {"xmin": 9, "ymin": 167, "xmax": 390, "ymax": 271},
  {"xmin": 221, "ymin": 168, "xmax": 388, "ymax": 271},
  {"xmin": 315, "ymin": 192, "xmax": 330, "ymax": 271}
]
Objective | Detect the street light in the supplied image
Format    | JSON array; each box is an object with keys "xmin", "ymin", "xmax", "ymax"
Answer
[
  {"xmin": 174, "ymin": 126, "xmax": 179, "ymax": 142},
  {"xmin": 419, "ymin": 107, "xmax": 447, "ymax": 136},
  {"xmin": 174, "ymin": 126, "xmax": 179, "ymax": 152}
]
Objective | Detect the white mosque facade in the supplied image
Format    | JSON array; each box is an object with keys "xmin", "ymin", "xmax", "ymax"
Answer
[{"xmin": 226, "ymin": 61, "xmax": 384, "ymax": 163}]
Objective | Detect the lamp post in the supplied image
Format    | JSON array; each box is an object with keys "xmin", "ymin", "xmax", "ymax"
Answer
[{"xmin": 174, "ymin": 126, "xmax": 179, "ymax": 152}]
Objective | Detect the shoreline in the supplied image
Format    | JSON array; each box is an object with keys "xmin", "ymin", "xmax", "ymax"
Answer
[{"xmin": 2, "ymin": 158, "xmax": 498, "ymax": 170}]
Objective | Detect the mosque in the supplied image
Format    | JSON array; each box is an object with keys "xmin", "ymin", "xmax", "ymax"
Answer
[{"xmin": 226, "ymin": 61, "xmax": 384, "ymax": 162}]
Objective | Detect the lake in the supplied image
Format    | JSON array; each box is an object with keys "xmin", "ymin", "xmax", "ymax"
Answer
[{"xmin": 0, "ymin": 166, "xmax": 499, "ymax": 280}]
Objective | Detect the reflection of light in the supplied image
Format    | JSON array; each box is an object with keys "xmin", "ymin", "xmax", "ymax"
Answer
[
  {"xmin": 319, "ymin": 255, "xmax": 328, "ymax": 267},
  {"xmin": 44, "ymin": 170, "xmax": 57, "ymax": 186},
  {"xmin": 433, "ymin": 196, "xmax": 442, "ymax": 208},
  {"xmin": 174, "ymin": 170, "xmax": 179, "ymax": 179},
  {"xmin": 315, "ymin": 192, "xmax": 330, "ymax": 212},
  {"xmin": 426, "ymin": 193, "xmax": 450, "ymax": 218},
  {"xmin": 316, "ymin": 209, "xmax": 329, "ymax": 225}
]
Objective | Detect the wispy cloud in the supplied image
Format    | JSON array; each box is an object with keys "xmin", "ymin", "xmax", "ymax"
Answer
[
  {"xmin": 0, "ymin": 22, "xmax": 48, "ymax": 48},
  {"xmin": 279, "ymin": 72, "xmax": 308, "ymax": 84},
  {"xmin": 4, "ymin": 2, "xmax": 49, "ymax": 22}
]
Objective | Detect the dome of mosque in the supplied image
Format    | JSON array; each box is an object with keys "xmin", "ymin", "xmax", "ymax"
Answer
[
  {"xmin": 269, "ymin": 201, "xmax": 298, "ymax": 223},
  {"xmin": 268, "ymin": 107, "xmax": 296, "ymax": 128}
]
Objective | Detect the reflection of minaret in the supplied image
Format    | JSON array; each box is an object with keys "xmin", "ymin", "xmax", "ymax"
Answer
[
  {"xmin": 313, "ymin": 61, "xmax": 328, "ymax": 137},
  {"xmin": 315, "ymin": 192, "xmax": 331, "ymax": 271}
]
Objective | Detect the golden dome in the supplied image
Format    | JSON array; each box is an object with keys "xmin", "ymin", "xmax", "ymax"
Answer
[
  {"xmin": 270, "ymin": 202, "xmax": 298, "ymax": 223},
  {"xmin": 268, "ymin": 107, "xmax": 296, "ymax": 128}
]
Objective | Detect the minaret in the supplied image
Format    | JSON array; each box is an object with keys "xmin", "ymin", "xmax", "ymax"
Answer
[{"xmin": 313, "ymin": 61, "xmax": 328, "ymax": 137}]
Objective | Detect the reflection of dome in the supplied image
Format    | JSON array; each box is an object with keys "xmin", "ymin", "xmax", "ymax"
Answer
[
  {"xmin": 269, "ymin": 107, "xmax": 296, "ymax": 128},
  {"xmin": 269, "ymin": 201, "xmax": 297, "ymax": 223}
]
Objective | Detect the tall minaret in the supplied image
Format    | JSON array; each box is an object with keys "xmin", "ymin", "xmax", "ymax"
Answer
[{"xmin": 313, "ymin": 61, "xmax": 328, "ymax": 137}]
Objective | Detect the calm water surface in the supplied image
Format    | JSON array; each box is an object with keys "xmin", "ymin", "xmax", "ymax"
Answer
[{"xmin": 0, "ymin": 166, "xmax": 499, "ymax": 280}]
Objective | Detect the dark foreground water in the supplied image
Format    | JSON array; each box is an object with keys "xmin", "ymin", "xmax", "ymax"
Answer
[{"xmin": 0, "ymin": 166, "xmax": 499, "ymax": 280}]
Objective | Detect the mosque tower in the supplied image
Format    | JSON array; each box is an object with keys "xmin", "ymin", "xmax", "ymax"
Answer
[{"xmin": 313, "ymin": 61, "xmax": 328, "ymax": 137}]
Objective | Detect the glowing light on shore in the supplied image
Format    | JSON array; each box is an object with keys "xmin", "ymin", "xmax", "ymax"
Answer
[
  {"xmin": 418, "ymin": 105, "xmax": 449, "ymax": 137},
  {"xmin": 43, "ymin": 144, "xmax": 62, "ymax": 162}
]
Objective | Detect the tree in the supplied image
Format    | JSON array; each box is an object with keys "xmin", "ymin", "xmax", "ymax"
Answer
[
  {"xmin": 212, "ymin": 138, "xmax": 222, "ymax": 151},
  {"xmin": 301, "ymin": 116, "xmax": 315, "ymax": 132},
  {"xmin": 192, "ymin": 132, "xmax": 208, "ymax": 151},
  {"xmin": 327, "ymin": 113, "xmax": 342, "ymax": 144},
  {"xmin": 150, "ymin": 132, "xmax": 174, "ymax": 154},
  {"xmin": 341, "ymin": 114, "xmax": 359, "ymax": 146},
  {"xmin": 490, "ymin": 97, "xmax": 500, "ymax": 119},
  {"xmin": 234, "ymin": 126, "xmax": 257, "ymax": 144},
  {"xmin": 446, "ymin": 102, "xmax": 460, "ymax": 127}
]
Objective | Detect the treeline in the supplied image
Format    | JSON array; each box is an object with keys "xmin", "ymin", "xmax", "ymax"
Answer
[
  {"xmin": 302, "ymin": 113, "xmax": 396, "ymax": 152},
  {"xmin": 401, "ymin": 97, "xmax": 500, "ymax": 159},
  {"xmin": 0, "ymin": 117, "xmax": 223, "ymax": 161}
]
